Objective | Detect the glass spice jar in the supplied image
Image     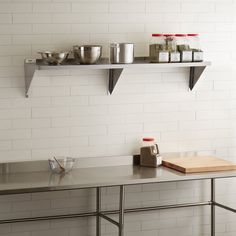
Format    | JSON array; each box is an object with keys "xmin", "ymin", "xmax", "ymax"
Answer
[
  {"xmin": 175, "ymin": 34, "xmax": 192, "ymax": 62},
  {"xmin": 150, "ymin": 34, "xmax": 166, "ymax": 49},
  {"xmin": 187, "ymin": 33, "xmax": 203, "ymax": 62},
  {"xmin": 164, "ymin": 34, "xmax": 180, "ymax": 63},
  {"xmin": 149, "ymin": 34, "xmax": 169, "ymax": 63},
  {"xmin": 164, "ymin": 34, "xmax": 177, "ymax": 51},
  {"xmin": 175, "ymin": 34, "xmax": 190, "ymax": 51}
]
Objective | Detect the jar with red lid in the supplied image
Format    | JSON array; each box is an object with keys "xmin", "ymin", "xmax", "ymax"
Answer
[
  {"xmin": 140, "ymin": 137, "xmax": 162, "ymax": 167},
  {"xmin": 149, "ymin": 34, "xmax": 169, "ymax": 63},
  {"xmin": 142, "ymin": 137, "xmax": 156, "ymax": 147},
  {"xmin": 187, "ymin": 34, "xmax": 201, "ymax": 50},
  {"xmin": 175, "ymin": 34, "xmax": 190, "ymax": 51},
  {"xmin": 175, "ymin": 34, "xmax": 192, "ymax": 62},
  {"xmin": 187, "ymin": 34, "xmax": 203, "ymax": 62},
  {"xmin": 164, "ymin": 34, "xmax": 180, "ymax": 63},
  {"xmin": 150, "ymin": 34, "xmax": 166, "ymax": 48},
  {"xmin": 163, "ymin": 34, "xmax": 176, "ymax": 51}
]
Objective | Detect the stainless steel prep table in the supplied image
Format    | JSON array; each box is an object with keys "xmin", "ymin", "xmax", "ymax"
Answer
[{"xmin": 0, "ymin": 163, "xmax": 236, "ymax": 236}]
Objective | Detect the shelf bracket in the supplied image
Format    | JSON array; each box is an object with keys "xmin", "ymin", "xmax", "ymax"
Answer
[
  {"xmin": 189, "ymin": 66, "xmax": 206, "ymax": 90},
  {"xmin": 24, "ymin": 59, "xmax": 37, "ymax": 97},
  {"xmin": 108, "ymin": 68, "xmax": 124, "ymax": 95}
]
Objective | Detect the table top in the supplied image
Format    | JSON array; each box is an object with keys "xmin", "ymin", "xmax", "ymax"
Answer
[{"xmin": 1, "ymin": 164, "xmax": 236, "ymax": 195}]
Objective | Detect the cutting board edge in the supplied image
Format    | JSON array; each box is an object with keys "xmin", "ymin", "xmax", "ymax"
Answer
[
  {"xmin": 162, "ymin": 159, "xmax": 236, "ymax": 173},
  {"xmin": 162, "ymin": 161, "xmax": 186, "ymax": 173},
  {"xmin": 185, "ymin": 165, "xmax": 236, "ymax": 173}
]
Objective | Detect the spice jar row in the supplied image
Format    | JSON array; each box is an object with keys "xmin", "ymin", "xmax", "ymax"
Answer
[{"xmin": 149, "ymin": 33, "xmax": 203, "ymax": 63}]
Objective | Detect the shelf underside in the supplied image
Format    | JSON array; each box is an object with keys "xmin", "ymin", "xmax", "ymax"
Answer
[{"xmin": 24, "ymin": 57, "xmax": 211, "ymax": 97}]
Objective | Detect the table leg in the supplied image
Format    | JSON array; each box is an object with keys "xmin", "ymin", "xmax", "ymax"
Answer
[
  {"xmin": 96, "ymin": 187, "xmax": 101, "ymax": 236},
  {"xmin": 118, "ymin": 186, "xmax": 125, "ymax": 236},
  {"xmin": 211, "ymin": 179, "xmax": 215, "ymax": 236}
]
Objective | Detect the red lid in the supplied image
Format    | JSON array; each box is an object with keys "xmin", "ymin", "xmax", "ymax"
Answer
[
  {"xmin": 187, "ymin": 33, "xmax": 199, "ymax": 36},
  {"xmin": 143, "ymin": 138, "xmax": 155, "ymax": 142},
  {"xmin": 163, "ymin": 34, "xmax": 175, "ymax": 37},
  {"xmin": 175, "ymin": 34, "xmax": 187, "ymax": 37},
  {"xmin": 152, "ymin": 34, "xmax": 163, "ymax": 37}
]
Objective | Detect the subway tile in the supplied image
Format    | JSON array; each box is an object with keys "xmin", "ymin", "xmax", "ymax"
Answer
[
  {"xmin": 72, "ymin": 2, "xmax": 108, "ymax": 13},
  {"xmin": 13, "ymin": 13, "xmax": 51, "ymax": 23},
  {"xmin": 32, "ymin": 87, "xmax": 70, "ymax": 97},
  {"xmin": 12, "ymin": 118, "xmax": 51, "ymax": 129},
  {"xmin": 32, "ymin": 127, "xmax": 69, "ymax": 138},
  {"xmin": 12, "ymin": 35, "xmax": 52, "ymax": 45},
  {"xmin": 0, "ymin": 119, "xmax": 11, "ymax": 130},
  {"xmin": 0, "ymin": 14, "xmax": 12, "ymax": 23},
  {"xmin": 0, "ymin": 108, "xmax": 31, "ymax": 119},
  {"xmin": 70, "ymin": 125, "xmax": 107, "ymax": 136},
  {"xmin": 33, "ymin": 24, "xmax": 71, "ymax": 34},
  {"xmin": 181, "ymin": 2, "xmax": 215, "ymax": 13},
  {"xmin": 108, "ymin": 124, "xmax": 143, "ymax": 134},
  {"xmin": 109, "ymin": 24, "xmax": 144, "ymax": 33},
  {"xmin": 31, "ymin": 148, "xmax": 70, "ymax": 160},
  {"xmin": 33, "ymin": 3, "xmax": 71, "ymax": 13},
  {"xmin": 0, "ymin": 150, "xmax": 31, "ymax": 162},
  {"xmin": 0, "ymin": 46, "xmax": 31, "ymax": 56},
  {"xmin": 0, "ymin": 36, "xmax": 11, "ymax": 45},
  {"xmin": 109, "ymin": 2, "xmax": 145, "ymax": 13},
  {"xmin": 89, "ymin": 134, "xmax": 125, "ymax": 146},
  {"xmin": 0, "ymin": 129, "xmax": 31, "ymax": 140},
  {"xmin": 0, "ymin": 141, "xmax": 11, "ymax": 150},
  {"xmin": 71, "ymin": 24, "xmax": 108, "ymax": 34},
  {"xmin": 12, "ymin": 138, "xmax": 70, "ymax": 150},
  {"xmin": 71, "ymin": 85, "xmax": 106, "ymax": 95},
  {"xmin": 52, "ymin": 13, "xmax": 89, "ymax": 23},
  {"xmin": 0, "ymin": 3, "xmax": 32, "ymax": 13},
  {"xmin": 0, "ymin": 76, "xmax": 12, "ymax": 87},
  {"xmin": 0, "ymin": 25, "xmax": 32, "ymax": 34},
  {"xmin": 32, "ymin": 107, "xmax": 70, "ymax": 118},
  {"xmin": 146, "ymin": 2, "xmax": 181, "ymax": 13}
]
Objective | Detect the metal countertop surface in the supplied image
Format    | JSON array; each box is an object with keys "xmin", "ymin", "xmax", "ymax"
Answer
[{"xmin": 1, "ymin": 164, "xmax": 236, "ymax": 195}]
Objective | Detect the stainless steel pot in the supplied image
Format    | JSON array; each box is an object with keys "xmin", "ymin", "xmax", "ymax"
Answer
[
  {"xmin": 73, "ymin": 45, "xmax": 102, "ymax": 64},
  {"xmin": 110, "ymin": 43, "xmax": 134, "ymax": 64}
]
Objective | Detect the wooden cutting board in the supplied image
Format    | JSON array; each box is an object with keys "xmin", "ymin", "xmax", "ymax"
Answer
[{"xmin": 162, "ymin": 156, "xmax": 236, "ymax": 173}]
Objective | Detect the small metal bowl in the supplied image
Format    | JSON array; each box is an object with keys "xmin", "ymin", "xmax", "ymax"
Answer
[
  {"xmin": 38, "ymin": 51, "xmax": 70, "ymax": 65},
  {"xmin": 48, "ymin": 157, "xmax": 76, "ymax": 174},
  {"xmin": 73, "ymin": 45, "xmax": 102, "ymax": 64}
]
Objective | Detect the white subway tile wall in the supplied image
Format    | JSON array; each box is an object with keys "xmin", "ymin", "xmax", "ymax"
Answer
[{"xmin": 0, "ymin": 0, "xmax": 236, "ymax": 235}]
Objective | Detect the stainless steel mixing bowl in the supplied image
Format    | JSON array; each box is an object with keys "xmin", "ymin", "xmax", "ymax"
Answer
[
  {"xmin": 38, "ymin": 51, "xmax": 69, "ymax": 65},
  {"xmin": 73, "ymin": 45, "xmax": 102, "ymax": 64}
]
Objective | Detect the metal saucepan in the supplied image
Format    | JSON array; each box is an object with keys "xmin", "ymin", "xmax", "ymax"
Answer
[
  {"xmin": 73, "ymin": 45, "xmax": 102, "ymax": 64},
  {"xmin": 38, "ymin": 51, "xmax": 70, "ymax": 65}
]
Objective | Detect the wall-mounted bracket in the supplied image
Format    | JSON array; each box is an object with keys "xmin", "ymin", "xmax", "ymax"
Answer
[
  {"xmin": 189, "ymin": 66, "xmax": 207, "ymax": 90},
  {"xmin": 108, "ymin": 68, "xmax": 124, "ymax": 95},
  {"xmin": 24, "ymin": 59, "xmax": 37, "ymax": 97}
]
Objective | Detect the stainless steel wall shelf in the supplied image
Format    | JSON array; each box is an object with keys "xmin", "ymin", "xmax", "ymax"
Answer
[{"xmin": 24, "ymin": 58, "xmax": 211, "ymax": 97}]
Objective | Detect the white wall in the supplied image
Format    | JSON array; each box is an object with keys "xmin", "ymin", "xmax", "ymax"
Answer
[{"xmin": 0, "ymin": 0, "xmax": 236, "ymax": 235}]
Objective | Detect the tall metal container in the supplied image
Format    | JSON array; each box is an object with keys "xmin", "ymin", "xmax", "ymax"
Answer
[{"xmin": 110, "ymin": 43, "xmax": 134, "ymax": 64}]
